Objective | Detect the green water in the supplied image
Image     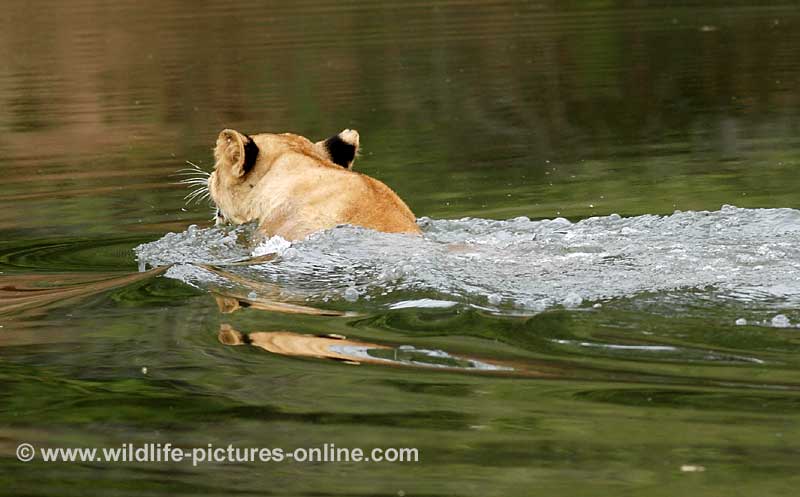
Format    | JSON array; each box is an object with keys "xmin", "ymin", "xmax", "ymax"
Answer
[{"xmin": 2, "ymin": 1, "xmax": 800, "ymax": 496}]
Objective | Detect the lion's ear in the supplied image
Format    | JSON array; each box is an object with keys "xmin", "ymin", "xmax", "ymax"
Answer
[
  {"xmin": 316, "ymin": 129, "xmax": 359, "ymax": 169},
  {"xmin": 214, "ymin": 129, "xmax": 258, "ymax": 177}
]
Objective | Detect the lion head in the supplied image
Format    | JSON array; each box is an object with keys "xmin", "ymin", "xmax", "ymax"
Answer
[
  {"xmin": 196, "ymin": 127, "xmax": 417, "ymax": 240},
  {"xmin": 208, "ymin": 128, "xmax": 360, "ymax": 226}
]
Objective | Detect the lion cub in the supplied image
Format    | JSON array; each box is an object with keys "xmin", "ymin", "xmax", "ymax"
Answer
[{"xmin": 208, "ymin": 128, "xmax": 420, "ymax": 241}]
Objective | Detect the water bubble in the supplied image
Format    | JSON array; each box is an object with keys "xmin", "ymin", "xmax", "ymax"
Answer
[
  {"xmin": 520, "ymin": 299, "xmax": 548, "ymax": 312},
  {"xmin": 563, "ymin": 293, "xmax": 583, "ymax": 308},
  {"xmin": 551, "ymin": 217, "xmax": 571, "ymax": 226},
  {"xmin": 735, "ymin": 318, "xmax": 747, "ymax": 326},
  {"xmin": 771, "ymin": 314, "xmax": 791, "ymax": 328},
  {"xmin": 487, "ymin": 294, "xmax": 502, "ymax": 305},
  {"xmin": 247, "ymin": 291, "xmax": 257, "ymax": 299},
  {"xmin": 344, "ymin": 287, "xmax": 359, "ymax": 302},
  {"xmin": 253, "ymin": 235, "xmax": 292, "ymax": 256},
  {"xmin": 593, "ymin": 303, "xmax": 603, "ymax": 309}
]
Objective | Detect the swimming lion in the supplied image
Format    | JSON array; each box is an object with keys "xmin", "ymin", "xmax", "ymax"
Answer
[{"xmin": 207, "ymin": 128, "xmax": 420, "ymax": 241}]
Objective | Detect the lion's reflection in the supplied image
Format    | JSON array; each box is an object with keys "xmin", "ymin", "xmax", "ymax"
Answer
[{"xmin": 217, "ymin": 323, "xmax": 531, "ymax": 374}]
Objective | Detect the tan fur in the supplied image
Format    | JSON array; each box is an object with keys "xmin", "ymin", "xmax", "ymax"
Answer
[{"xmin": 208, "ymin": 129, "xmax": 420, "ymax": 241}]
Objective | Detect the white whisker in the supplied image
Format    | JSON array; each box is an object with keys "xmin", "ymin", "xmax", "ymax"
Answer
[
  {"xmin": 176, "ymin": 166, "xmax": 209, "ymax": 173},
  {"xmin": 172, "ymin": 160, "xmax": 210, "ymax": 179},
  {"xmin": 184, "ymin": 188, "xmax": 206, "ymax": 201},
  {"xmin": 184, "ymin": 188, "xmax": 204, "ymax": 199},
  {"xmin": 184, "ymin": 185, "xmax": 212, "ymax": 205},
  {"xmin": 175, "ymin": 161, "xmax": 214, "ymax": 206},
  {"xmin": 174, "ymin": 174, "xmax": 208, "ymax": 181},
  {"xmin": 173, "ymin": 170, "xmax": 210, "ymax": 178},
  {"xmin": 172, "ymin": 181, "xmax": 207, "ymax": 187},
  {"xmin": 178, "ymin": 178, "xmax": 209, "ymax": 186}
]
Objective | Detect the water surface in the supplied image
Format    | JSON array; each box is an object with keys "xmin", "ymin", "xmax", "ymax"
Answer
[{"xmin": 2, "ymin": 1, "xmax": 800, "ymax": 496}]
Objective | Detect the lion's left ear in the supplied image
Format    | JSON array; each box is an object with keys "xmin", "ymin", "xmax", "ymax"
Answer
[
  {"xmin": 316, "ymin": 129, "xmax": 359, "ymax": 169},
  {"xmin": 214, "ymin": 129, "xmax": 259, "ymax": 177}
]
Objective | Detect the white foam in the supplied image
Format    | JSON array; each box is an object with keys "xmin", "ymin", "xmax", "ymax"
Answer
[
  {"xmin": 252, "ymin": 235, "xmax": 292, "ymax": 257},
  {"xmin": 135, "ymin": 206, "xmax": 800, "ymax": 313},
  {"xmin": 771, "ymin": 314, "xmax": 792, "ymax": 328},
  {"xmin": 389, "ymin": 299, "xmax": 459, "ymax": 310}
]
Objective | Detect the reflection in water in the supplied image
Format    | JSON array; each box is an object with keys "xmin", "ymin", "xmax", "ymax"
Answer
[
  {"xmin": 0, "ymin": 267, "xmax": 166, "ymax": 317},
  {"xmin": 3, "ymin": 2, "xmax": 800, "ymax": 496},
  {"xmin": 205, "ymin": 262, "xmax": 353, "ymax": 317},
  {"xmin": 217, "ymin": 324, "xmax": 515, "ymax": 372},
  {"xmin": 213, "ymin": 293, "xmax": 348, "ymax": 317}
]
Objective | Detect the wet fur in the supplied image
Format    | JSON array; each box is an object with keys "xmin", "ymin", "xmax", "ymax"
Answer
[{"xmin": 208, "ymin": 129, "xmax": 420, "ymax": 241}]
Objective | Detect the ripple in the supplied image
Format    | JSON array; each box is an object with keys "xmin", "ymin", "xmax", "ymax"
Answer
[
  {"xmin": 135, "ymin": 206, "xmax": 800, "ymax": 313},
  {"xmin": 1, "ymin": 236, "xmax": 146, "ymax": 272}
]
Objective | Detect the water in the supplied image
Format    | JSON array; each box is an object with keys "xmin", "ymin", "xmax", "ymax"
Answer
[
  {"xmin": 3, "ymin": 2, "xmax": 800, "ymax": 496},
  {"xmin": 138, "ymin": 206, "xmax": 800, "ymax": 318}
]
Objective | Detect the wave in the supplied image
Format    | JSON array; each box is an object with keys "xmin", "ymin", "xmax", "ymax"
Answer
[{"xmin": 135, "ymin": 205, "xmax": 800, "ymax": 317}]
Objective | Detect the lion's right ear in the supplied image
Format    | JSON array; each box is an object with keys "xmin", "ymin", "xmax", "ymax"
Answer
[
  {"xmin": 316, "ymin": 129, "xmax": 359, "ymax": 169},
  {"xmin": 214, "ymin": 129, "xmax": 259, "ymax": 177}
]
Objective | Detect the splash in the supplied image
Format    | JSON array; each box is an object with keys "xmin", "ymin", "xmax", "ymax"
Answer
[{"xmin": 135, "ymin": 206, "xmax": 800, "ymax": 314}]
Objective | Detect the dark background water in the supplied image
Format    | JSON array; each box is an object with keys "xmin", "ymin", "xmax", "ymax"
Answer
[{"xmin": 1, "ymin": 1, "xmax": 800, "ymax": 496}]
